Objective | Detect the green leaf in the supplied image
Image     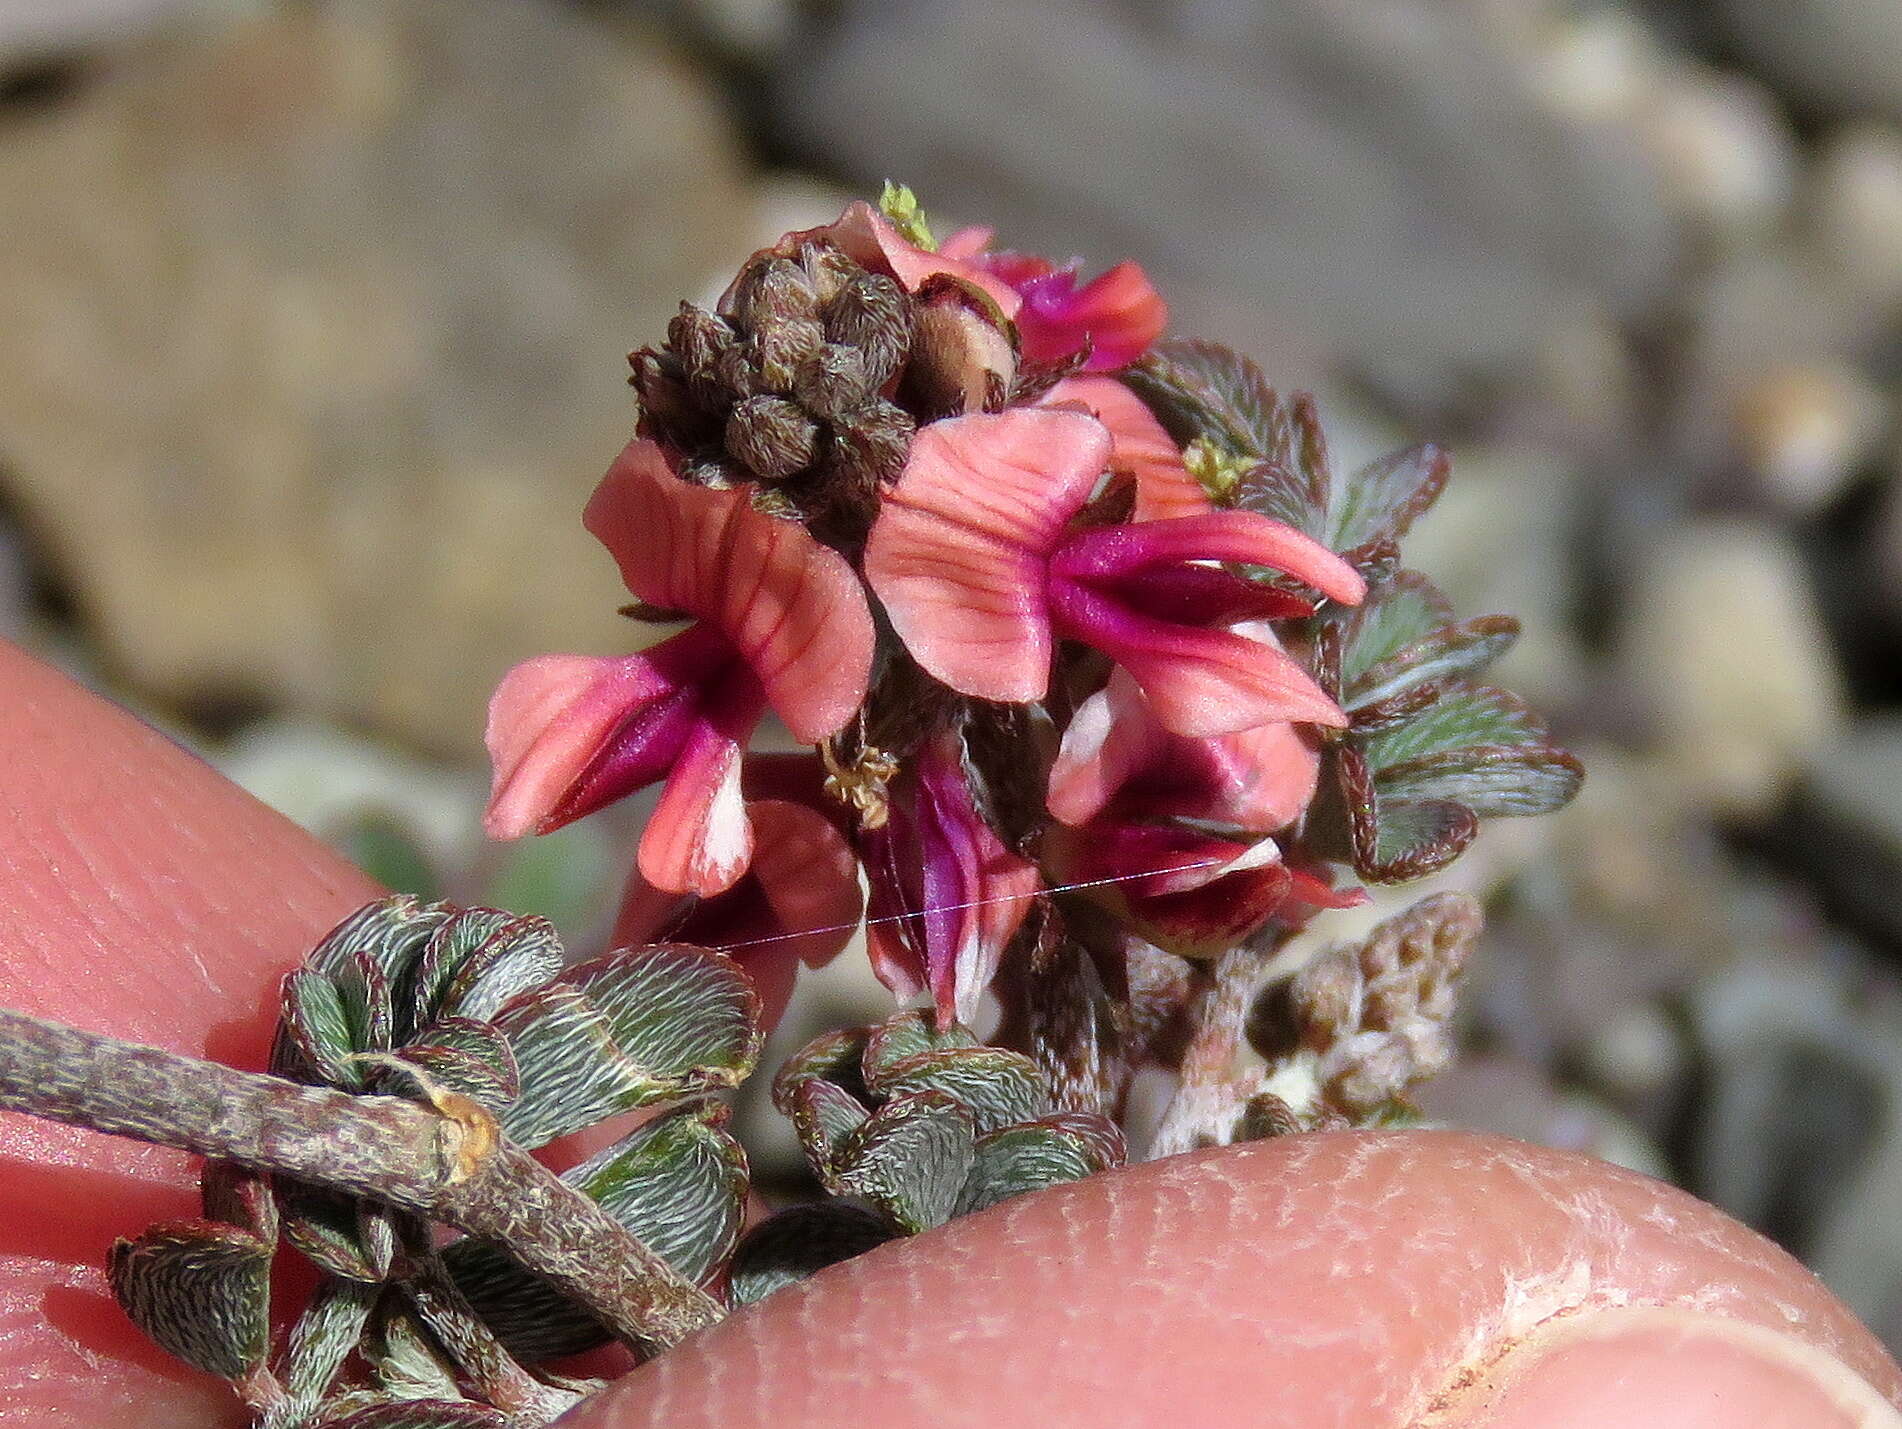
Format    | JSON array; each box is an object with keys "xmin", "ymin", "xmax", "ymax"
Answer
[
  {"xmin": 1337, "ymin": 745, "xmax": 1478, "ymax": 884},
  {"xmin": 1374, "ymin": 744, "xmax": 1585, "ymax": 819},
  {"xmin": 493, "ymin": 944, "xmax": 761, "ymax": 1148},
  {"xmin": 727, "ymin": 1203, "xmax": 898, "ymax": 1307},
  {"xmin": 1360, "ymin": 797, "xmax": 1480, "ymax": 884},
  {"xmin": 1327, "ymin": 443, "xmax": 1449, "ymax": 553},
  {"xmin": 441, "ymin": 1240, "xmax": 607, "ymax": 1365},
  {"xmin": 1360, "ymin": 685, "xmax": 1546, "ymax": 771},
  {"xmin": 789, "ymin": 1077, "xmax": 871, "ymax": 1186},
  {"xmin": 306, "ymin": 895, "xmax": 452, "ymax": 992},
  {"xmin": 1232, "ymin": 458, "xmax": 1326, "ymax": 535},
  {"xmin": 861, "ymin": 1010, "xmax": 980, "ymax": 1086},
  {"xmin": 334, "ymin": 945, "xmax": 395, "ymax": 1055},
  {"xmin": 869, "ymin": 1047, "xmax": 1050, "ymax": 1136},
  {"xmin": 281, "ymin": 1276, "xmax": 380, "ymax": 1408},
  {"xmin": 412, "ymin": 908, "xmax": 564, "ymax": 1030},
  {"xmin": 833, "ymin": 1091, "xmax": 977, "ymax": 1233},
  {"xmin": 320, "ymin": 1404, "xmax": 509, "ymax": 1429},
  {"xmin": 954, "ymin": 1123, "xmax": 1102, "ymax": 1216},
  {"xmin": 383, "ymin": 1017, "xmax": 520, "ymax": 1110},
  {"xmin": 447, "ymin": 1105, "xmax": 749, "ymax": 1362},
  {"xmin": 199, "ymin": 1161, "xmax": 278, "ymax": 1243},
  {"xmin": 277, "ymin": 970, "xmax": 360, "ymax": 1087},
  {"xmin": 1348, "ymin": 615, "xmax": 1520, "ymax": 709},
  {"xmin": 1337, "ymin": 573, "xmax": 1454, "ymax": 694},
  {"xmin": 1123, "ymin": 341, "xmax": 1302, "ymax": 470},
  {"xmin": 107, "ymin": 1220, "xmax": 272, "ymax": 1382},
  {"xmin": 277, "ymin": 1186, "xmax": 395, "ymax": 1283},
  {"xmin": 571, "ymin": 1105, "xmax": 749, "ymax": 1284},
  {"xmin": 770, "ymin": 1025, "xmax": 873, "ymax": 1115},
  {"xmin": 1032, "ymin": 1111, "xmax": 1128, "ymax": 1172}
]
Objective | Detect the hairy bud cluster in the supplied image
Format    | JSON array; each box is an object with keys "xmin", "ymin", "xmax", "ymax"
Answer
[{"xmin": 632, "ymin": 240, "xmax": 996, "ymax": 529}]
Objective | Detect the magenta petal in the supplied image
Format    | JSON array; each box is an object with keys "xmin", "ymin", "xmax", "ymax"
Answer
[
  {"xmin": 1055, "ymin": 511, "xmax": 1366, "ymax": 606},
  {"xmin": 1054, "ymin": 821, "xmax": 1292, "ymax": 960},
  {"xmin": 864, "ymin": 409, "xmax": 1112, "ymax": 703},
  {"xmin": 1015, "ymin": 261, "xmax": 1168, "ymax": 371},
  {"xmin": 1051, "ymin": 581, "xmax": 1344, "ymax": 736},
  {"xmin": 1106, "ymin": 563, "xmax": 1314, "ymax": 624},
  {"xmin": 862, "ymin": 732, "xmax": 1040, "ymax": 1025},
  {"xmin": 584, "ymin": 440, "xmax": 875, "ymax": 743}
]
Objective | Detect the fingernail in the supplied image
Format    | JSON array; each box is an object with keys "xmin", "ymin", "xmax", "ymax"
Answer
[{"xmin": 1433, "ymin": 1307, "xmax": 1902, "ymax": 1428}]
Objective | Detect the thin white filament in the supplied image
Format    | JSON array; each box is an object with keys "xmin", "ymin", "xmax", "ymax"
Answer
[{"xmin": 710, "ymin": 856, "xmax": 1226, "ymax": 954}]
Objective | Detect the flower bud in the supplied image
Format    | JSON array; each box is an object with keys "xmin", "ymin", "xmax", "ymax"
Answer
[{"xmin": 726, "ymin": 396, "xmax": 822, "ymax": 482}]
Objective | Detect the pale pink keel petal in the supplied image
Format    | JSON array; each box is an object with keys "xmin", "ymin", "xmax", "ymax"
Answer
[
  {"xmin": 1046, "ymin": 676, "xmax": 1157, "ymax": 828},
  {"xmin": 637, "ymin": 718, "xmax": 753, "ymax": 898},
  {"xmin": 935, "ymin": 225, "xmax": 995, "ymax": 261},
  {"xmin": 1042, "ymin": 375, "xmax": 1209, "ymax": 523},
  {"xmin": 483, "ymin": 653, "xmax": 670, "ymax": 839},
  {"xmin": 1217, "ymin": 720, "xmax": 1324, "ymax": 831},
  {"xmin": 1014, "ymin": 260, "xmax": 1167, "ymax": 371},
  {"xmin": 583, "ymin": 440, "xmax": 875, "ymax": 743},
  {"xmin": 864, "ymin": 409, "xmax": 1111, "ymax": 703}
]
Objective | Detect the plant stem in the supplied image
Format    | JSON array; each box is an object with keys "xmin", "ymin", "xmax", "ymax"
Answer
[
  {"xmin": 1146, "ymin": 942, "xmax": 1271, "ymax": 1158},
  {"xmin": 0, "ymin": 1007, "xmax": 721, "ymax": 1352}
]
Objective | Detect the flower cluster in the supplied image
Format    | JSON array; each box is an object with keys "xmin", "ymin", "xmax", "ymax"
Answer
[{"xmin": 484, "ymin": 188, "xmax": 1574, "ymax": 1035}]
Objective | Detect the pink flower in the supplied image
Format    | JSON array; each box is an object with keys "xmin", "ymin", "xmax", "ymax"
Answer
[
  {"xmin": 861, "ymin": 731, "xmax": 1041, "ymax": 1026},
  {"xmin": 484, "ymin": 627, "xmax": 763, "ymax": 897},
  {"xmin": 483, "ymin": 440, "xmax": 876, "ymax": 897},
  {"xmin": 615, "ymin": 795, "xmax": 865, "ymax": 1030},
  {"xmin": 862, "ymin": 409, "xmax": 1365, "ymax": 738},
  {"xmin": 942, "ymin": 228, "xmax": 1167, "ymax": 371},
  {"xmin": 1043, "ymin": 671, "xmax": 1347, "ymax": 957},
  {"xmin": 1043, "ymin": 674, "xmax": 1365, "ymax": 956}
]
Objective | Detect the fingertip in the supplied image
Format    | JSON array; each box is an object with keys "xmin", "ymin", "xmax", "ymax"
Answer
[{"xmin": 562, "ymin": 1131, "xmax": 1902, "ymax": 1428}]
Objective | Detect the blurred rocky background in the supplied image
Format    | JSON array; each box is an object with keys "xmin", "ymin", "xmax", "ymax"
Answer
[{"xmin": 4, "ymin": 0, "xmax": 1902, "ymax": 1353}]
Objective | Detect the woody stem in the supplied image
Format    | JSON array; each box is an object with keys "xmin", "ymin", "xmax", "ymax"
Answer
[
  {"xmin": 1147, "ymin": 942, "xmax": 1274, "ymax": 1158},
  {"xmin": 0, "ymin": 1006, "xmax": 721, "ymax": 1352}
]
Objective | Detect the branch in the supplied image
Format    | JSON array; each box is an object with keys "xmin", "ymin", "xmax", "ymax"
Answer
[
  {"xmin": 1146, "ymin": 942, "xmax": 1272, "ymax": 1158},
  {"xmin": 0, "ymin": 1007, "xmax": 721, "ymax": 1352}
]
